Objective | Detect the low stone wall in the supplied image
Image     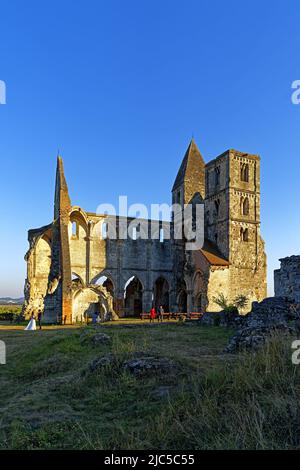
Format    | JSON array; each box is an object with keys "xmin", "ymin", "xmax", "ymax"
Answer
[{"xmin": 274, "ymin": 256, "xmax": 300, "ymax": 303}]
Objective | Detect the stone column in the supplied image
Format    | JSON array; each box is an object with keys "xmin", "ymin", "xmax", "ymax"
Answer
[
  {"xmin": 143, "ymin": 289, "xmax": 153, "ymax": 314},
  {"xmin": 169, "ymin": 289, "xmax": 177, "ymax": 313},
  {"xmin": 115, "ymin": 292, "xmax": 124, "ymax": 317}
]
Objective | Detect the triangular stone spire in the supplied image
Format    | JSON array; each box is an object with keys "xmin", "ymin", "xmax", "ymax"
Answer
[
  {"xmin": 51, "ymin": 155, "xmax": 73, "ymax": 324},
  {"xmin": 54, "ymin": 156, "xmax": 72, "ymax": 219},
  {"xmin": 172, "ymin": 139, "xmax": 206, "ymax": 204}
]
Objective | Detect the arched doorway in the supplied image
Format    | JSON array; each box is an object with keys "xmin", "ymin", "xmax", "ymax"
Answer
[
  {"xmin": 72, "ymin": 287, "xmax": 109, "ymax": 323},
  {"xmin": 193, "ymin": 271, "xmax": 207, "ymax": 313},
  {"xmin": 91, "ymin": 274, "xmax": 116, "ymax": 312},
  {"xmin": 72, "ymin": 272, "xmax": 84, "ymax": 290},
  {"xmin": 154, "ymin": 277, "xmax": 170, "ymax": 312},
  {"xmin": 124, "ymin": 277, "xmax": 143, "ymax": 317}
]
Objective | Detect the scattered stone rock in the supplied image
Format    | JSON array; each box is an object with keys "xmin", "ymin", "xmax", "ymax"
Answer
[
  {"xmin": 123, "ymin": 356, "xmax": 178, "ymax": 377},
  {"xmin": 80, "ymin": 329, "xmax": 111, "ymax": 346},
  {"xmin": 89, "ymin": 353, "xmax": 115, "ymax": 372},
  {"xmin": 91, "ymin": 333, "xmax": 111, "ymax": 346}
]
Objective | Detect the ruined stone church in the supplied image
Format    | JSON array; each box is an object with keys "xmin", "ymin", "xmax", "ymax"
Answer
[{"xmin": 23, "ymin": 140, "xmax": 267, "ymax": 323}]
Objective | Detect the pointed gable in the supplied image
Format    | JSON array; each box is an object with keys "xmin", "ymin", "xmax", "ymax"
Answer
[{"xmin": 172, "ymin": 139, "xmax": 206, "ymax": 203}]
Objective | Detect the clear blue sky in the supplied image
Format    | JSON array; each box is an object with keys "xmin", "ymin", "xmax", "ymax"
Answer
[{"xmin": 0, "ymin": 0, "xmax": 299, "ymax": 297}]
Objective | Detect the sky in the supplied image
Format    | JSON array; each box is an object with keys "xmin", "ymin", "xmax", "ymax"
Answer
[{"xmin": 0, "ymin": 0, "xmax": 299, "ymax": 298}]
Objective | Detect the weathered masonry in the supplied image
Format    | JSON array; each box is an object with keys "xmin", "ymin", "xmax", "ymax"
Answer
[
  {"xmin": 23, "ymin": 139, "xmax": 267, "ymax": 323},
  {"xmin": 274, "ymin": 256, "xmax": 300, "ymax": 303}
]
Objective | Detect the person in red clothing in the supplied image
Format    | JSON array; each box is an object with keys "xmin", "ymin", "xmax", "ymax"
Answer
[{"xmin": 150, "ymin": 307, "xmax": 156, "ymax": 323}]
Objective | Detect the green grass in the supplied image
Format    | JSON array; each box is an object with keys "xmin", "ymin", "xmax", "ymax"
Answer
[{"xmin": 0, "ymin": 323, "xmax": 299, "ymax": 450}]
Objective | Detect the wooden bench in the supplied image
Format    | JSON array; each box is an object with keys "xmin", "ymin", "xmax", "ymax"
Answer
[
  {"xmin": 140, "ymin": 312, "xmax": 203, "ymax": 321},
  {"xmin": 140, "ymin": 313, "xmax": 151, "ymax": 320}
]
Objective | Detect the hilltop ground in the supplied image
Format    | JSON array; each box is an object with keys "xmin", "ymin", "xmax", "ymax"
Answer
[{"xmin": 0, "ymin": 321, "xmax": 299, "ymax": 450}]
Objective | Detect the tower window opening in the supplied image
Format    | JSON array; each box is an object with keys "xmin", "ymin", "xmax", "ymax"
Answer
[
  {"xmin": 214, "ymin": 199, "xmax": 220, "ymax": 216},
  {"xmin": 242, "ymin": 197, "xmax": 250, "ymax": 216},
  {"xmin": 160, "ymin": 228, "xmax": 164, "ymax": 243},
  {"xmin": 215, "ymin": 166, "xmax": 220, "ymax": 186},
  {"xmin": 241, "ymin": 227, "xmax": 249, "ymax": 242},
  {"xmin": 241, "ymin": 163, "xmax": 249, "ymax": 182}
]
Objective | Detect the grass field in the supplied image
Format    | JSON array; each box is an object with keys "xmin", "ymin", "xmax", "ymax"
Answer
[{"xmin": 0, "ymin": 322, "xmax": 299, "ymax": 450}]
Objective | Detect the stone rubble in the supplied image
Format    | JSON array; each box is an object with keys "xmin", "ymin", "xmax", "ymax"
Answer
[{"xmin": 224, "ymin": 297, "xmax": 300, "ymax": 353}]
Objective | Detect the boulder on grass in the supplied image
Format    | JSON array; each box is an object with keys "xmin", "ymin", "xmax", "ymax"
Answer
[
  {"xmin": 123, "ymin": 356, "xmax": 178, "ymax": 377},
  {"xmin": 89, "ymin": 353, "xmax": 115, "ymax": 372}
]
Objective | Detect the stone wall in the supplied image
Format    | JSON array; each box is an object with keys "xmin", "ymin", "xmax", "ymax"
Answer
[
  {"xmin": 69, "ymin": 211, "xmax": 174, "ymax": 317},
  {"xmin": 274, "ymin": 256, "xmax": 300, "ymax": 303}
]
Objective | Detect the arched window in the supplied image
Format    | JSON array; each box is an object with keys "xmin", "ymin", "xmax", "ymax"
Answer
[
  {"xmin": 124, "ymin": 276, "xmax": 143, "ymax": 317},
  {"xmin": 72, "ymin": 222, "xmax": 78, "ymax": 238},
  {"xmin": 154, "ymin": 277, "xmax": 169, "ymax": 311},
  {"xmin": 102, "ymin": 222, "xmax": 108, "ymax": 239},
  {"xmin": 242, "ymin": 197, "xmax": 250, "ymax": 216},
  {"xmin": 241, "ymin": 163, "xmax": 249, "ymax": 182},
  {"xmin": 132, "ymin": 226, "xmax": 137, "ymax": 241},
  {"xmin": 215, "ymin": 166, "xmax": 220, "ymax": 186},
  {"xmin": 214, "ymin": 199, "xmax": 220, "ymax": 216},
  {"xmin": 240, "ymin": 227, "xmax": 249, "ymax": 242}
]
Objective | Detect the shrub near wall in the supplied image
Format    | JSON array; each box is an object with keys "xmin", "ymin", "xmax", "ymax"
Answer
[{"xmin": 0, "ymin": 306, "xmax": 22, "ymax": 322}]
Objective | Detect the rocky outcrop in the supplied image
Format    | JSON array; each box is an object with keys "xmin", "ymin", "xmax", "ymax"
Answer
[{"xmin": 224, "ymin": 297, "xmax": 300, "ymax": 353}]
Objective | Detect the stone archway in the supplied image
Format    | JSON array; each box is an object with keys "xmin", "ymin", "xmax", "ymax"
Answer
[
  {"xmin": 177, "ymin": 290, "xmax": 187, "ymax": 313},
  {"xmin": 92, "ymin": 274, "xmax": 116, "ymax": 311},
  {"xmin": 193, "ymin": 271, "xmax": 208, "ymax": 313},
  {"xmin": 72, "ymin": 287, "xmax": 110, "ymax": 323},
  {"xmin": 24, "ymin": 232, "xmax": 52, "ymax": 319},
  {"xmin": 124, "ymin": 276, "xmax": 143, "ymax": 317},
  {"xmin": 154, "ymin": 277, "xmax": 170, "ymax": 312},
  {"xmin": 72, "ymin": 272, "xmax": 84, "ymax": 290}
]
